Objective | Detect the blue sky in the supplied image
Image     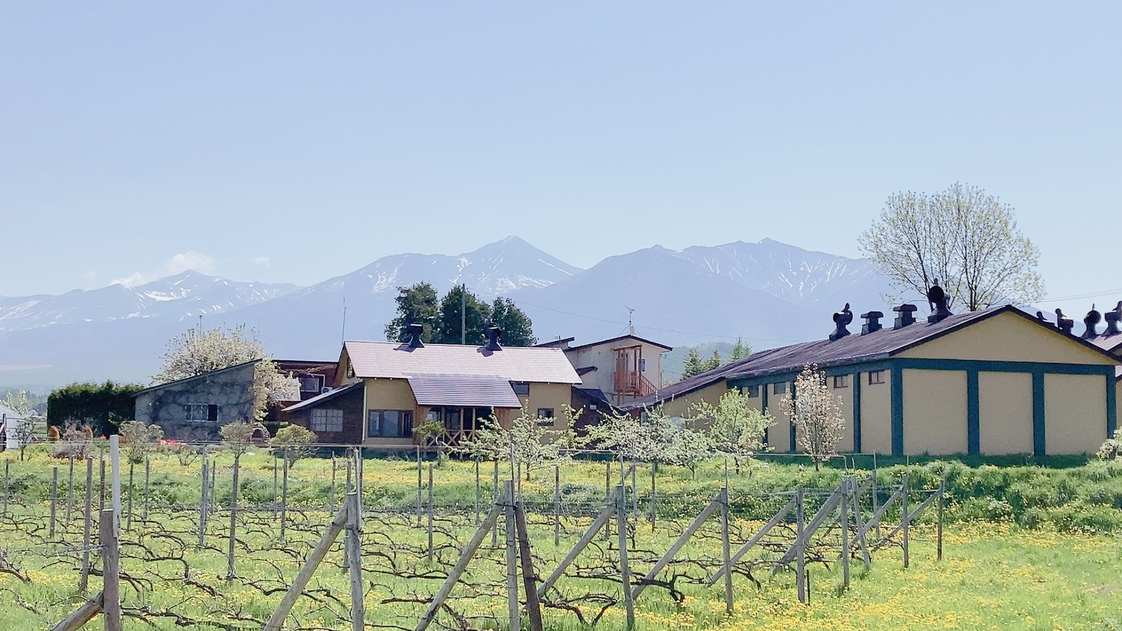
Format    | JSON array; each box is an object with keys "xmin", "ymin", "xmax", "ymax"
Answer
[{"xmin": 2, "ymin": 3, "xmax": 1119, "ymax": 315}]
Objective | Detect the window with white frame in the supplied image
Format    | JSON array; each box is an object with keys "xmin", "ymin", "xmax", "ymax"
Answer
[
  {"xmin": 185, "ymin": 404, "xmax": 218, "ymax": 422},
  {"xmin": 298, "ymin": 374, "xmax": 325, "ymax": 394},
  {"xmin": 311, "ymin": 408, "xmax": 343, "ymax": 432}
]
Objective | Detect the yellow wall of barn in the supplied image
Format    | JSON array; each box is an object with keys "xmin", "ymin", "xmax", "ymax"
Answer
[
  {"xmin": 657, "ymin": 381, "xmax": 728, "ymax": 420},
  {"xmin": 861, "ymin": 370, "xmax": 892, "ymax": 454},
  {"xmin": 763, "ymin": 380, "xmax": 794, "ymax": 452},
  {"xmin": 902, "ymin": 369, "xmax": 968, "ymax": 454},
  {"xmin": 1045, "ymin": 373, "xmax": 1107, "ymax": 454},
  {"xmin": 832, "ymin": 375, "xmax": 854, "ymax": 452},
  {"xmin": 978, "ymin": 371, "xmax": 1034, "ymax": 455},
  {"xmin": 524, "ymin": 382, "xmax": 575, "ymax": 429},
  {"xmin": 899, "ymin": 311, "xmax": 1116, "ymax": 365}
]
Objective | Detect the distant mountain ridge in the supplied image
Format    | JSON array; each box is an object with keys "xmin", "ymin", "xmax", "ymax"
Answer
[{"xmin": 0, "ymin": 236, "xmax": 899, "ymax": 390}]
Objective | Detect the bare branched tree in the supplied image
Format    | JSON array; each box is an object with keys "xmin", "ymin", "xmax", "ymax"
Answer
[{"xmin": 859, "ymin": 182, "xmax": 1044, "ymax": 310}]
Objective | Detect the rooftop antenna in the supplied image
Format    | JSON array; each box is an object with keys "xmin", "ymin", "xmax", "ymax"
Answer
[
  {"xmin": 625, "ymin": 306, "xmax": 635, "ymax": 335},
  {"xmin": 341, "ymin": 296, "xmax": 347, "ymax": 344}
]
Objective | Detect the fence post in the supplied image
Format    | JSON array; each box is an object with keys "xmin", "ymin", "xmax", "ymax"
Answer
[
  {"xmin": 67, "ymin": 455, "xmax": 75, "ymax": 524},
  {"xmin": 50, "ymin": 466, "xmax": 58, "ymax": 539},
  {"xmin": 416, "ymin": 446, "xmax": 422, "ymax": 526},
  {"xmin": 346, "ymin": 492, "xmax": 365, "ymax": 631},
  {"xmin": 126, "ymin": 462, "xmax": 134, "ymax": 532},
  {"xmin": 616, "ymin": 485, "xmax": 635, "ymax": 630},
  {"xmin": 226, "ymin": 454, "xmax": 240, "ymax": 582},
  {"xmin": 101, "ymin": 509, "xmax": 121, "ymax": 631},
  {"xmin": 475, "ymin": 459, "xmax": 481, "ymax": 523},
  {"xmin": 901, "ymin": 474, "xmax": 910, "ymax": 569},
  {"xmin": 650, "ymin": 463, "xmax": 656, "ymax": 530},
  {"xmin": 426, "ymin": 461, "xmax": 434, "ymax": 565},
  {"xmin": 272, "ymin": 453, "xmax": 279, "ymax": 519},
  {"xmin": 492, "ymin": 461, "xmax": 499, "ymax": 546},
  {"xmin": 871, "ymin": 471, "xmax": 880, "ymax": 539},
  {"xmin": 553, "ymin": 465, "xmax": 561, "ymax": 546},
  {"xmin": 841, "ymin": 478, "xmax": 849, "ymax": 590},
  {"xmin": 796, "ymin": 485, "xmax": 805, "ymax": 603},
  {"xmin": 720, "ymin": 486, "xmax": 734, "ymax": 614},
  {"xmin": 937, "ymin": 475, "xmax": 945, "ymax": 561},
  {"xmin": 280, "ymin": 451, "xmax": 289, "ymax": 539},
  {"xmin": 3, "ymin": 459, "xmax": 9, "ymax": 516},
  {"xmin": 504, "ymin": 480, "xmax": 520, "ymax": 631},
  {"xmin": 198, "ymin": 455, "xmax": 209, "ymax": 549},
  {"xmin": 79, "ymin": 457, "xmax": 93, "ymax": 592},
  {"xmin": 143, "ymin": 456, "xmax": 150, "ymax": 522},
  {"xmin": 98, "ymin": 454, "xmax": 105, "ymax": 513},
  {"xmin": 329, "ymin": 452, "xmax": 337, "ymax": 515},
  {"xmin": 514, "ymin": 500, "xmax": 544, "ymax": 631}
]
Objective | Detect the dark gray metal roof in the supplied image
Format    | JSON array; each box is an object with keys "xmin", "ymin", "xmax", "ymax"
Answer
[
  {"xmin": 624, "ymin": 305, "xmax": 1117, "ymax": 410},
  {"xmin": 405, "ymin": 374, "xmax": 522, "ymax": 408}
]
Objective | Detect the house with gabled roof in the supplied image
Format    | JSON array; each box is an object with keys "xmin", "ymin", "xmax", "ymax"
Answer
[
  {"xmin": 626, "ymin": 302, "xmax": 1120, "ymax": 456},
  {"xmin": 134, "ymin": 359, "xmax": 262, "ymax": 441},
  {"xmin": 284, "ymin": 325, "xmax": 581, "ymax": 446}
]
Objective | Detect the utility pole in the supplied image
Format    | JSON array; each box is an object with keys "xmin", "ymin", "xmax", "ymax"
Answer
[{"xmin": 461, "ymin": 283, "xmax": 466, "ymax": 345}]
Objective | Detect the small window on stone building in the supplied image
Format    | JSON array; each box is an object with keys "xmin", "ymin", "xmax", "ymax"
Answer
[
  {"xmin": 185, "ymin": 404, "xmax": 219, "ymax": 422},
  {"xmin": 311, "ymin": 408, "xmax": 344, "ymax": 432}
]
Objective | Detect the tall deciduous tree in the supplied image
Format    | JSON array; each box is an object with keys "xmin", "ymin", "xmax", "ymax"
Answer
[
  {"xmin": 154, "ymin": 324, "xmax": 295, "ymax": 421},
  {"xmin": 859, "ymin": 183, "xmax": 1044, "ymax": 311},
  {"xmin": 384, "ymin": 282, "xmax": 439, "ymax": 343},
  {"xmin": 779, "ymin": 364, "xmax": 845, "ymax": 470}
]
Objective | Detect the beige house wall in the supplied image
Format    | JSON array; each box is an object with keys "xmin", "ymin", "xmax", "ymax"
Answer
[
  {"xmin": 978, "ymin": 372, "xmax": 1034, "ymax": 455},
  {"xmin": 524, "ymin": 382, "xmax": 575, "ymax": 430},
  {"xmin": 860, "ymin": 370, "xmax": 892, "ymax": 454},
  {"xmin": 1044, "ymin": 373, "xmax": 1108, "ymax": 454},
  {"xmin": 902, "ymin": 369, "xmax": 968, "ymax": 455}
]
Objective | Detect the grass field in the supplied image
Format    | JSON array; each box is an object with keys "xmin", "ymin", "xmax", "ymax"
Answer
[{"xmin": 0, "ymin": 447, "xmax": 1121, "ymax": 629}]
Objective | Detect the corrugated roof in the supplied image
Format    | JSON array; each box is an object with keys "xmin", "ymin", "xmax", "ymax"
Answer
[
  {"xmin": 406, "ymin": 374, "xmax": 522, "ymax": 408},
  {"xmin": 343, "ymin": 341, "xmax": 581, "ymax": 384},
  {"xmin": 624, "ymin": 305, "xmax": 1118, "ymax": 410},
  {"xmin": 1092, "ymin": 332, "xmax": 1122, "ymax": 354},
  {"xmin": 282, "ymin": 381, "xmax": 363, "ymax": 413}
]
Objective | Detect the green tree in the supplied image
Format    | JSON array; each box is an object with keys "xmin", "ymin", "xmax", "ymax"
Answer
[
  {"xmin": 694, "ymin": 390, "xmax": 773, "ymax": 474},
  {"xmin": 682, "ymin": 348, "xmax": 704, "ymax": 379},
  {"xmin": 433, "ymin": 285, "xmax": 490, "ymax": 345},
  {"xmin": 859, "ymin": 183, "xmax": 1044, "ymax": 310},
  {"xmin": 702, "ymin": 350, "xmax": 721, "ymax": 373},
  {"xmin": 270, "ymin": 423, "xmax": 318, "ymax": 463},
  {"xmin": 154, "ymin": 324, "xmax": 295, "ymax": 421},
  {"xmin": 47, "ymin": 381, "xmax": 141, "ymax": 436},
  {"xmin": 457, "ymin": 411, "xmax": 561, "ymax": 481},
  {"xmin": 729, "ymin": 338, "xmax": 751, "ymax": 361},
  {"xmin": 488, "ymin": 296, "xmax": 537, "ymax": 346},
  {"xmin": 384, "ymin": 282, "xmax": 439, "ymax": 343}
]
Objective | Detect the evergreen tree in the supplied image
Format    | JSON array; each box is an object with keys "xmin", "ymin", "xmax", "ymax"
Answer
[
  {"xmin": 433, "ymin": 285, "xmax": 490, "ymax": 345},
  {"xmin": 489, "ymin": 296, "xmax": 537, "ymax": 346},
  {"xmin": 384, "ymin": 282, "xmax": 439, "ymax": 343},
  {"xmin": 701, "ymin": 350, "xmax": 721, "ymax": 372},
  {"xmin": 730, "ymin": 337, "xmax": 751, "ymax": 361},
  {"xmin": 682, "ymin": 348, "xmax": 704, "ymax": 378}
]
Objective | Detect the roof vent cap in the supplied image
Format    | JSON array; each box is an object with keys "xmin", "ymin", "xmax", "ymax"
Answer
[
  {"xmin": 893, "ymin": 303, "xmax": 918, "ymax": 329},
  {"xmin": 1055, "ymin": 308, "xmax": 1074, "ymax": 335},
  {"xmin": 926, "ymin": 280, "xmax": 953, "ymax": 323},
  {"xmin": 483, "ymin": 324, "xmax": 503, "ymax": 352},
  {"xmin": 1104, "ymin": 302, "xmax": 1122, "ymax": 336},
  {"xmin": 1082, "ymin": 304, "xmax": 1102, "ymax": 339},
  {"xmin": 406, "ymin": 323, "xmax": 425, "ymax": 348},
  {"xmin": 829, "ymin": 303, "xmax": 853, "ymax": 341},
  {"xmin": 860, "ymin": 311, "xmax": 884, "ymax": 335}
]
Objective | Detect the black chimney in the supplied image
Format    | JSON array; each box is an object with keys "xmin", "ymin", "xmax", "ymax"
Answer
[
  {"xmin": 893, "ymin": 304, "xmax": 917, "ymax": 329},
  {"xmin": 484, "ymin": 325, "xmax": 503, "ymax": 351},
  {"xmin": 861, "ymin": 311, "xmax": 884, "ymax": 335},
  {"xmin": 829, "ymin": 303, "xmax": 853, "ymax": 341},
  {"xmin": 406, "ymin": 323, "xmax": 424, "ymax": 348},
  {"xmin": 1082, "ymin": 304, "xmax": 1102, "ymax": 339},
  {"xmin": 1105, "ymin": 302, "xmax": 1122, "ymax": 336}
]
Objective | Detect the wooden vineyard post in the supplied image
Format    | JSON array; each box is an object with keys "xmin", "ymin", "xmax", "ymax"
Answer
[
  {"xmin": 329, "ymin": 452, "xmax": 336, "ymax": 515},
  {"xmin": 474, "ymin": 459, "xmax": 481, "ymax": 523},
  {"xmin": 616, "ymin": 484, "xmax": 635, "ymax": 630},
  {"xmin": 262, "ymin": 502, "xmax": 350, "ymax": 631},
  {"xmin": 226, "ymin": 455, "xmax": 240, "ymax": 583},
  {"xmin": 427, "ymin": 461, "xmax": 434, "ymax": 564},
  {"xmin": 901, "ymin": 474, "xmax": 910, "ymax": 569},
  {"xmin": 553, "ymin": 465, "xmax": 561, "ymax": 546},
  {"xmin": 416, "ymin": 446, "xmax": 423, "ymax": 526},
  {"xmin": 198, "ymin": 456, "xmax": 209, "ymax": 549},
  {"xmin": 280, "ymin": 452, "xmax": 289, "ymax": 539},
  {"xmin": 272, "ymin": 453, "xmax": 279, "ymax": 518},
  {"xmin": 346, "ymin": 492, "xmax": 365, "ymax": 631},
  {"xmin": 50, "ymin": 466, "xmax": 58, "ymax": 539},
  {"xmin": 126, "ymin": 462, "xmax": 133, "ymax": 531},
  {"xmin": 98, "ymin": 455, "xmax": 105, "ymax": 513},
  {"xmin": 79, "ymin": 457, "xmax": 93, "ymax": 592},
  {"xmin": 514, "ymin": 500, "xmax": 545, "ymax": 631},
  {"xmin": 100, "ymin": 509, "xmax": 121, "ymax": 631},
  {"xmin": 504, "ymin": 480, "xmax": 520, "ymax": 631},
  {"xmin": 795, "ymin": 485, "xmax": 805, "ymax": 604},
  {"xmin": 67, "ymin": 455, "xmax": 75, "ymax": 524},
  {"xmin": 355, "ymin": 447, "xmax": 363, "ymax": 516},
  {"xmin": 415, "ymin": 485, "xmax": 508, "ymax": 631},
  {"xmin": 3, "ymin": 459, "xmax": 8, "ymax": 516},
  {"xmin": 650, "ymin": 462, "xmax": 656, "ymax": 530},
  {"xmin": 871, "ymin": 471, "xmax": 880, "ymax": 539},
  {"xmin": 720, "ymin": 486, "xmax": 734, "ymax": 613},
  {"xmin": 143, "ymin": 456, "xmax": 150, "ymax": 522},
  {"xmin": 841, "ymin": 477, "xmax": 850, "ymax": 590},
  {"xmin": 937, "ymin": 475, "xmax": 945, "ymax": 561},
  {"xmin": 492, "ymin": 460, "xmax": 499, "ymax": 546}
]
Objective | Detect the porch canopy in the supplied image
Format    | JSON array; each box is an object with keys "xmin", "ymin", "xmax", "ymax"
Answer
[{"xmin": 405, "ymin": 373, "xmax": 522, "ymax": 408}]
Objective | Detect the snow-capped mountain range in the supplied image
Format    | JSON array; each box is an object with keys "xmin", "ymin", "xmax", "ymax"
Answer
[{"xmin": 0, "ymin": 236, "xmax": 903, "ymax": 389}]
